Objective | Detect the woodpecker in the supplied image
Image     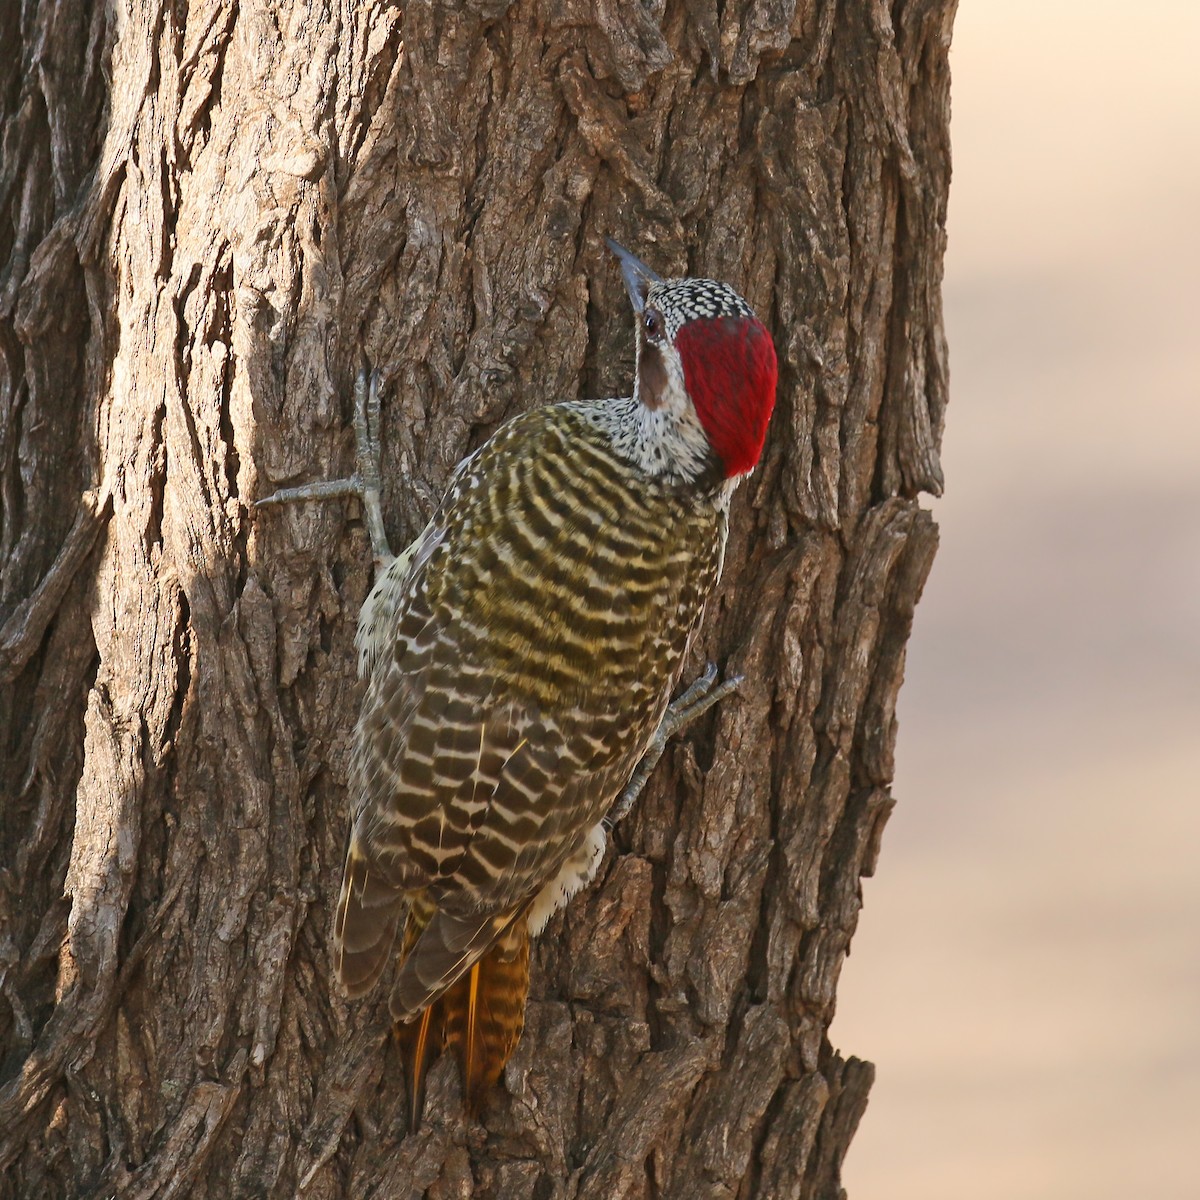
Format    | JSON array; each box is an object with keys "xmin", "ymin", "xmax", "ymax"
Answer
[{"xmin": 259, "ymin": 240, "xmax": 777, "ymax": 1126}]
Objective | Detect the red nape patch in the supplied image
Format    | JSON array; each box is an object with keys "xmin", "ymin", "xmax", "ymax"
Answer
[{"xmin": 676, "ymin": 316, "xmax": 778, "ymax": 478}]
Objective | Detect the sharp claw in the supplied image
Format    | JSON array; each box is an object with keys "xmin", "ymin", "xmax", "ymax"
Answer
[
  {"xmin": 350, "ymin": 369, "xmax": 391, "ymax": 563},
  {"xmin": 605, "ymin": 663, "xmax": 744, "ymax": 829},
  {"xmin": 254, "ymin": 367, "xmax": 394, "ymax": 563},
  {"xmin": 254, "ymin": 476, "xmax": 365, "ymax": 508}
]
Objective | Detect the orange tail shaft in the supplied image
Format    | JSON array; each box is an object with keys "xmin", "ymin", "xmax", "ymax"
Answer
[
  {"xmin": 395, "ymin": 909, "xmax": 530, "ymax": 1129},
  {"xmin": 393, "ymin": 900, "xmax": 436, "ymax": 1131},
  {"xmin": 442, "ymin": 919, "xmax": 530, "ymax": 1116}
]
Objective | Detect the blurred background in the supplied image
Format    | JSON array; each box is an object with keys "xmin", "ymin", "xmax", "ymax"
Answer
[{"xmin": 833, "ymin": 2, "xmax": 1200, "ymax": 1197}]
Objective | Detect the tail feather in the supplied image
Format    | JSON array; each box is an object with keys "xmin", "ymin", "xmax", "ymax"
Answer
[
  {"xmin": 441, "ymin": 920, "xmax": 530, "ymax": 1115},
  {"xmin": 395, "ymin": 1003, "xmax": 436, "ymax": 1133},
  {"xmin": 394, "ymin": 908, "xmax": 531, "ymax": 1127},
  {"xmin": 390, "ymin": 907, "xmax": 516, "ymax": 1024},
  {"xmin": 393, "ymin": 900, "xmax": 438, "ymax": 1132}
]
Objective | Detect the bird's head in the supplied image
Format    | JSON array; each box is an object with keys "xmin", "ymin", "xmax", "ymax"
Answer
[{"xmin": 608, "ymin": 238, "xmax": 778, "ymax": 484}]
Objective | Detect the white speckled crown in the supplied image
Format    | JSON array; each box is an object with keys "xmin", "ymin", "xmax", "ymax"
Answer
[{"xmin": 647, "ymin": 278, "xmax": 755, "ymax": 340}]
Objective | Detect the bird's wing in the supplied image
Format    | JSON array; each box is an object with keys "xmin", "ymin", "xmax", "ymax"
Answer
[
  {"xmin": 355, "ymin": 446, "xmax": 485, "ymax": 678},
  {"xmin": 333, "ymin": 838, "xmax": 408, "ymax": 998},
  {"xmin": 335, "ymin": 407, "xmax": 708, "ymax": 1012},
  {"xmin": 354, "ymin": 515, "xmax": 445, "ymax": 677},
  {"xmin": 338, "ymin": 624, "xmax": 632, "ymax": 1010}
]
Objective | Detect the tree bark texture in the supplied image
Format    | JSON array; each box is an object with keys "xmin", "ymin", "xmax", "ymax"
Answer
[{"xmin": 0, "ymin": 1, "xmax": 953, "ymax": 1196}]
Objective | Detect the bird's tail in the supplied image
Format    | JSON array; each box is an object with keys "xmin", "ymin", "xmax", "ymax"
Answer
[{"xmin": 394, "ymin": 897, "xmax": 530, "ymax": 1130}]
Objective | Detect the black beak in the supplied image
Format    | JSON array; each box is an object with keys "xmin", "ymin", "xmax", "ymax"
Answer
[{"xmin": 605, "ymin": 237, "xmax": 662, "ymax": 314}]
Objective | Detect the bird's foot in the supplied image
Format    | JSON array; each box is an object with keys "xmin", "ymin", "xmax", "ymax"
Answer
[
  {"xmin": 604, "ymin": 663, "xmax": 743, "ymax": 829},
  {"xmin": 256, "ymin": 368, "xmax": 393, "ymax": 564}
]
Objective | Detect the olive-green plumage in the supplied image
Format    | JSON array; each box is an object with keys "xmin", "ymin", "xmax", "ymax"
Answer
[{"xmin": 338, "ymin": 398, "xmax": 725, "ymax": 985}]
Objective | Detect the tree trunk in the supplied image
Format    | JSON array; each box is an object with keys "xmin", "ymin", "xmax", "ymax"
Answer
[{"xmin": 0, "ymin": 1, "xmax": 953, "ymax": 1196}]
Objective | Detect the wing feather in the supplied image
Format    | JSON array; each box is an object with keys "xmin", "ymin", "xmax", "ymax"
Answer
[
  {"xmin": 336, "ymin": 405, "xmax": 722, "ymax": 1031},
  {"xmin": 390, "ymin": 908, "xmax": 519, "ymax": 1023},
  {"xmin": 333, "ymin": 838, "xmax": 408, "ymax": 997}
]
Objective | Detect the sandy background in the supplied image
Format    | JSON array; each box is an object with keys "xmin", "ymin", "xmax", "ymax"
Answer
[{"xmin": 833, "ymin": 3, "xmax": 1200, "ymax": 1197}]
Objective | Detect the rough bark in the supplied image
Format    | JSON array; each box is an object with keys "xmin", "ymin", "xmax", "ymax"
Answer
[{"xmin": 0, "ymin": 1, "xmax": 954, "ymax": 1197}]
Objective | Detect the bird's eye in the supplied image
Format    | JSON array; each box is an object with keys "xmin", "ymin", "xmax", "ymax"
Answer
[{"xmin": 644, "ymin": 310, "xmax": 660, "ymax": 338}]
